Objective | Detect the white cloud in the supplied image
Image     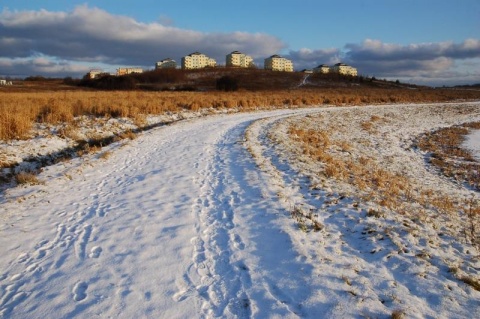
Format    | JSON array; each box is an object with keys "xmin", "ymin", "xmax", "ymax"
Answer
[
  {"xmin": 285, "ymin": 38, "xmax": 480, "ymax": 85},
  {"xmin": 344, "ymin": 39, "xmax": 480, "ymax": 85},
  {"xmin": 0, "ymin": 5, "xmax": 285, "ymax": 76},
  {"xmin": 1, "ymin": 6, "xmax": 479, "ymax": 85},
  {"xmin": 0, "ymin": 55, "xmax": 91, "ymax": 77},
  {"xmin": 285, "ymin": 48, "xmax": 340, "ymax": 69},
  {"xmin": 345, "ymin": 38, "xmax": 480, "ymax": 62}
]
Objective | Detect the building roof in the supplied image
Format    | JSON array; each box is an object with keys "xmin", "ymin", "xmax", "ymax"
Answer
[
  {"xmin": 269, "ymin": 54, "xmax": 282, "ymax": 58},
  {"xmin": 230, "ymin": 51, "xmax": 242, "ymax": 54},
  {"xmin": 334, "ymin": 63, "xmax": 348, "ymax": 66}
]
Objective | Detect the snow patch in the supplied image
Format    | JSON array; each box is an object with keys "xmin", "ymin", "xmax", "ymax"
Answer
[{"xmin": 463, "ymin": 129, "xmax": 480, "ymax": 161}]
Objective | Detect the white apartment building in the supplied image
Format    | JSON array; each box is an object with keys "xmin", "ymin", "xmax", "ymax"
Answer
[
  {"xmin": 264, "ymin": 55, "xmax": 294, "ymax": 72},
  {"xmin": 116, "ymin": 68, "xmax": 143, "ymax": 76},
  {"xmin": 313, "ymin": 64, "xmax": 330, "ymax": 74},
  {"xmin": 155, "ymin": 58, "xmax": 177, "ymax": 69},
  {"xmin": 88, "ymin": 69, "xmax": 103, "ymax": 79},
  {"xmin": 330, "ymin": 63, "xmax": 358, "ymax": 76},
  {"xmin": 181, "ymin": 52, "xmax": 216, "ymax": 70},
  {"xmin": 226, "ymin": 51, "xmax": 254, "ymax": 68}
]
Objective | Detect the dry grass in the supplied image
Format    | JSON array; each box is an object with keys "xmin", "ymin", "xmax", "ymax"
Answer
[
  {"xmin": 460, "ymin": 276, "xmax": 480, "ymax": 291},
  {"xmin": 287, "ymin": 106, "xmax": 480, "ymax": 253},
  {"xmin": 15, "ymin": 171, "xmax": 42, "ymax": 185},
  {"xmin": 391, "ymin": 310, "xmax": 406, "ymax": 319},
  {"xmin": 290, "ymin": 126, "xmax": 413, "ymax": 210},
  {"xmin": 417, "ymin": 122, "xmax": 480, "ymax": 190},
  {"xmin": 417, "ymin": 123, "xmax": 480, "ymax": 246},
  {"xmin": 290, "ymin": 205, "xmax": 323, "ymax": 232},
  {"xmin": 99, "ymin": 150, "xmax": 112, "ymax": 160},
  {"xmin": 288, "ymin": 124, "xmax": 480, "ymax": 234},
  {"xmin": 2, "ymin": 87, "xmax": 480, "ymax": 141},
  {"xmin": 117, "ymin": 130, "xmax": 137, "ymax": 140}
]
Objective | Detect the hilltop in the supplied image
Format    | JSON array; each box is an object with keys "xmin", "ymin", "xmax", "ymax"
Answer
[
  {"xmin": 3, "ymin": 68, "xmax": 425, "ymax": 93},
  {"xmin": 80, "ymin": 68, "xmax": 425, "ymax": 91}
]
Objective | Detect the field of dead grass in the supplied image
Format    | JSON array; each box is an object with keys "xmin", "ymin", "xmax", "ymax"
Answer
[
  {"xmin": 417, "ymin": 122, "xmax": 480, "ymax": 190},
  {"xmin": 278, "ymin": 103, "xmax": 480, "ymax": 250},
  {"xmin": 2, "ymin": 87, "xmax": 480, "ymax": 141}
]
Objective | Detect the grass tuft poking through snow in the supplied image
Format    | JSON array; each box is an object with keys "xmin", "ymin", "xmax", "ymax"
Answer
[
  {"xmin": 262, "ymin": 102, "xmax": 480, "ymax": 317},
  {"xmin": 283, "ymin": 103, "xmax": 480, "ymax": 251},
  {"xmin": 14, "ymin": 171, "xmax": 42, "ymax": 185}
]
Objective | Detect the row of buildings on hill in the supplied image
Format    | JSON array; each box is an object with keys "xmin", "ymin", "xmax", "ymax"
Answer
[
  {"xmin": 312, "ymin": 63, "xmax": 357, "ymax": 76},
  {"xmin": 157, "ymin": 51, "xmax": 294, "ymax": 72},
  {"xmin": 88, "ymin": 51, "xmax": 357, "ymax": 78},
  {"xmin": 156, "ymin": 51, "xmax": 357, "ymax": 75}
]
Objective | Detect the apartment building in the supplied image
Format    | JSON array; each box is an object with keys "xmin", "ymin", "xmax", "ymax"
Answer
[
  {"xmin": 155, "ymin": 58, "xmax": 177, "ymax": 69},
  {"xmin": 88, "ymin": 69, "xmax": 104, "ymax": 79},
  {"xmin": 181, "ymin": 52, "xmax": 216, "ymax": 70},
  {"xmin": 226, "ymin": 51, "xmax": 254, "ymax": 68},
  {"xmin": 264, "ymin": 55, "xmax": 294, "ymax": 72},
  {"xmin": 116, "ymin": 68, "xmax": 143, "ymax": 76},
  {"xmin": 330, "ymin": 63, "xmax": 357, "ymax": 76},
  {"xmin": 313, "ymin": 64, "xmax": 330, "ymax": 74}
]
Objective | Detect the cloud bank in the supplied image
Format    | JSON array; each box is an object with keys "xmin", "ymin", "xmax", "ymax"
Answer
[
  {"xmin": 1, "ymin": 5, "xmax": 479, "ymax": 85},
  {"xmin": 288, "ymin": 39, "xmax": 480, "ymax": 86},
  {"xmin": 0, "ymin": 5, "xmax": 285, "ymax": 76}
]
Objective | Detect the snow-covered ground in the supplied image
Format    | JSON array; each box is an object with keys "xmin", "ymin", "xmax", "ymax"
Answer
[
  {"xmin": 463, "ymin": 129, "xmax": 480, "ymax": 162},
  {"xmin": 0, "ymin": 103, "xmax": 479, "ymax": 318}
]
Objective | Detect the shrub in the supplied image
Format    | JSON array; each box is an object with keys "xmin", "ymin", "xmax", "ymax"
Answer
[
  {"xmin": 79, "ymin": 75, "xmax": 137, "ymax": 90},
  {"xmin": 216, "ymin": 76, "xmax": 239, "ymax": 91}
]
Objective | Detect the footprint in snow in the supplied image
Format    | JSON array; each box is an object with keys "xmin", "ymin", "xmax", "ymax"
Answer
[
  {"xmin": 89, "ymin": 246, "xmax": 102, "ymax": 258},
  {"xmin": 17, "ymin": 253, "xmax": 29, "ymax": 264},
  {"xmin": 230, "ymin": 234, "xmax": 245, "ymax": 250},
  {"xmin": 36, "ymin": 249, "xmax": 47, "ymax": 260},
  {"xmin": 72, "ymin": 281, "xmax": 88, "ymax": 301}
]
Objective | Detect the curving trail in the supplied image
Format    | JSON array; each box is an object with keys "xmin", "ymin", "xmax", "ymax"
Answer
[
  {"xmin": 0, "ymin": 109, "xmax": 320, "ymax": 318},
  {"xmin": 2, "ymin": 104, "xmax": 479, "ymax": 318}
]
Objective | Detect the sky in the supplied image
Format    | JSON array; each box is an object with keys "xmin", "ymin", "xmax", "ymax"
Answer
[{"xmin": 1, "ymin": 0, "xmax": 479, "ymax": 86}]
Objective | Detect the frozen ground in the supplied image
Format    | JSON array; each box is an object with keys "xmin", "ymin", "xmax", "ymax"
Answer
[
  {"xmin": 0, "ymin": 103, "xmax": 479, "ymax": 318},
  {"xmin": 463, "ymin": 129, "xmax": 480, "ymax": 161}
]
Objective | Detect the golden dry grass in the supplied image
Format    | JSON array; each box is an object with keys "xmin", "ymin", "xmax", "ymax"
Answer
[
  {"xmin": 2, "ymin": 87, "xmax": 480, "ymax": 141},
  {"xmin": 289, "ymin": 125, "xmax": 479, "ymax": 220},
  {"xmin": 289, "ymin": 110, "xmax": 480, "ymax": 249},
  {"xmin": 417, "ymin": 122, "xmax": 480, "ymax": 190},
  {"xmin": 15, "ymin": 171, "xmax": 42, "ymax": 185}
]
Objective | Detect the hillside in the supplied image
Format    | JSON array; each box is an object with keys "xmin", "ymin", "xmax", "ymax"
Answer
[
  {"xmin": 80, "ymin": 68, "xmax": 422, "ymax": 91},
  {"xmin": 2, "ymin": 68, "xmax": 425, "ymax": 93}
]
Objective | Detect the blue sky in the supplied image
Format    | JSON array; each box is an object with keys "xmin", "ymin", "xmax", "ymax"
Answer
[{"xmin": 1, "ymin": 0, "xmax": 480, "ymax": 85}]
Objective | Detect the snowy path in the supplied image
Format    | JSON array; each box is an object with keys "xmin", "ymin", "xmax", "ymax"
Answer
[
  {"xmin": 0, "ymin": 109, "xmax": 320, "ymax": 318},
  {"xmin": 1, "ymin": 104, "xmax": 479, "ymax": 318}
]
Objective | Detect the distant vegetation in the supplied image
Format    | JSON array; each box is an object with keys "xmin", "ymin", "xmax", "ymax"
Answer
[
  {"xmin": 2, "ymin": 68, "xmax": 480, "ymax": 141},
  {"xmin": 454, "ymin": 83, "xmax": 480, "ymax": 89},
  {"xmin": 73, "ymin": 68, "xmax": 420, "ymax": 91}
]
